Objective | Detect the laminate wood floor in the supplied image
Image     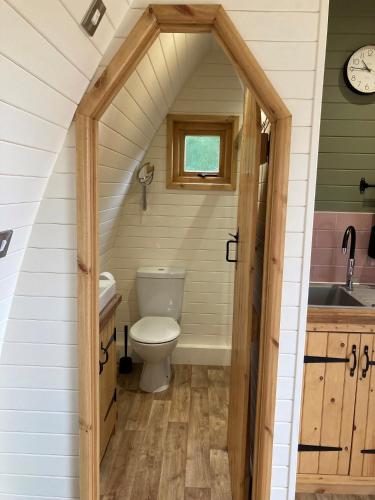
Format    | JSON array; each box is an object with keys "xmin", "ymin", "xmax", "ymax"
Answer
[{"xmin": 101, "ymin": 364, "xmax": 232, "ymax": 500}]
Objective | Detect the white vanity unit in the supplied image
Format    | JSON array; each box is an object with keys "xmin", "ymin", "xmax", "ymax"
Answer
[{"xmin": 99, "ymin": 272, "xmax": 117, "ymax": 312}]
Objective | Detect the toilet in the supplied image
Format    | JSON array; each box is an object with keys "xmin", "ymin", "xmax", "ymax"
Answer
[{"xmin": 129, "ymin": 266, "xmax": 185, "ymax": 393}]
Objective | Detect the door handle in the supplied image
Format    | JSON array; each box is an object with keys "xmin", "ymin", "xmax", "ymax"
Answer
[
  {"xmin": 350, "ymin": 344, "xmax": 357, "ymax": 377},
  {"xmin": 361, "ymin": 345, "xmax": 375, "ymax": 378},
  {"xmin": 226, "ymin": 230, "xmax": 239, "ymax": 263},
  {"xmin": 99, "ymin": 341, "xmax": 109, "ymax": 374}
]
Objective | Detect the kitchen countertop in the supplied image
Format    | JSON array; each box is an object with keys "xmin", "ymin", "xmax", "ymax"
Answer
[{"xmin": 349, "ymin": 284, "xmax": 375, "ymax": 308}]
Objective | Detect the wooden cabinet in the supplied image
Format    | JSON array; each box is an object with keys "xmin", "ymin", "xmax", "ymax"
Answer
[
  {"xmin": 351, "ymin": 333, "xmax": 375, "ymax": 478},
  {"xmin": 99, "ymin": 294, "xmax": 121, "ymax": 460},
  {"xmin": 297, "ymin": 308, "xmax": 375, "ymax": 495}
]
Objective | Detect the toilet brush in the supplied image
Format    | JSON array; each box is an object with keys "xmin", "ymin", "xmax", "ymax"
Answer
[{"xmin": 119, "ymin": 324, "xmax": 133, "ymax": 374}]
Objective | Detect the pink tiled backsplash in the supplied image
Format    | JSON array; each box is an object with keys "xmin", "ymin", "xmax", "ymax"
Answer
[{"xmin": 310, "ymin": 212, "xmax": 375, "ymax": 284}]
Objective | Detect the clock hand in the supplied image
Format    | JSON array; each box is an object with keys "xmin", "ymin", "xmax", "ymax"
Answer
[
  {"xmin": 350, "ymin": 66, "xmax": 368, "ymax": 71},
  {"xmin": 362, "ymin": 59, "xmax": 372, "ymax": 72}
]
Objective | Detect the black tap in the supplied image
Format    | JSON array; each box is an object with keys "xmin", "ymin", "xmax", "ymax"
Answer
[{"xmin": 341, "ymin": 225, "xmax": 356, "ymax": 290}]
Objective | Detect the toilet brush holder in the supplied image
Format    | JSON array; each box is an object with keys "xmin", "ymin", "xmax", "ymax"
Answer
[{"xmin": 119, "ymin": 324, "xmax": 133, "ymax": 374}]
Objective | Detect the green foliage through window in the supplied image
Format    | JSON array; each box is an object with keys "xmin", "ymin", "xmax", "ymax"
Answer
[{"xmin": 184, "ymin": 135, "xmax": 220, "ymax": 173}]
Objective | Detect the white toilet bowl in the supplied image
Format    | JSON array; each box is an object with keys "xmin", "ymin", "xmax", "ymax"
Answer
[{"xmin": 130, "ymin": 316, "xmax": 180, "ymax": 392}]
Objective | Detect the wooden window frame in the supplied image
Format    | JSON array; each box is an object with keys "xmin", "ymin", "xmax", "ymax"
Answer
[
  {"xmin": 75, "ymin": 5, "xmax": 292, "ymax": 500},
  {"xmin": 167, "ymin": 114, "xmax": 239, "ymax": 190}
]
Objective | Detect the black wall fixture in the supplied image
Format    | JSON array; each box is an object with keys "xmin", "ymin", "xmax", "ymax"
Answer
[{"xmin": 359, "ymin": 177, "xmax": 375, "ymax": 193}]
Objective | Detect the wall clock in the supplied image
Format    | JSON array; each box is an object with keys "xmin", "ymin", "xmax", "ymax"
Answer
[{"xmin": 344, "ymin": 45, "xmax": 375, "ymax": 95}]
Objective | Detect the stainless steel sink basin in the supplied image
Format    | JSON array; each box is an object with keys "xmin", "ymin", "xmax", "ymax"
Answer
[{"xmin": 308, "ymin": 284, "xmax": 364, "ymax": 307}]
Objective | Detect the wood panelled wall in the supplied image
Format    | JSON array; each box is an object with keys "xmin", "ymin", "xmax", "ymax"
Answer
[
  {"xmin": 316, "ymin": 0, "xmax": 375, "ymax": 212},
  {"xmin": 98, "ymin": 33, "xmax": 212, "ymax": 271},
  {"xmin": 105, "ymin": 44, "xmax": 244, "ymax": 362}
]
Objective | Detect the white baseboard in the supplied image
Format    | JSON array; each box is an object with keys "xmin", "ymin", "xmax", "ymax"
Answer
[
  {"xmin": 172, "ymin": 343, "xmax": 231, "ymax": 366},
  {"xmin": 117, "ymin": 340, "xmax": 231, "ymax": 366}
]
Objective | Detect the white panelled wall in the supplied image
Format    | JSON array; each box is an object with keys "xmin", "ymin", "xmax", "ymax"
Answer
[
  {"xmin": 0, "ymin": 0, "xmax": 131, "ymax": 497},
  {"xmin": 0, "ymin": 1, "xmax": 330, "ymax": 499},
  {"xmin": 0, "ymin": 0, "xmax": 130, "ymax": 343},
  {"xmin": 106, "ymin": 44, "xmax": 243, "ymax": 363},
  {"xmin": 98, "ymin": 32, "xmax": 212, "ymax": 269},
  {"xmin": 1, "ymin": 128, "xmax": 79, "ymax": 498}
]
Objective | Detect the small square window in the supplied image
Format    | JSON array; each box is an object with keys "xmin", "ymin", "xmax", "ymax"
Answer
[
  {"xmin": 167, "ymin": 114, "xmax": 239, "ymax": 190},
  {"xmin": 184, "ymin": 135, "xmax": 221, "ymax": 173}
]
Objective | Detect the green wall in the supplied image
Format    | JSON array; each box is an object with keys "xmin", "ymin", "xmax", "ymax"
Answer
[{"xmin": 316, "ymin": 0, "xmax": 375, "ymax": 212}]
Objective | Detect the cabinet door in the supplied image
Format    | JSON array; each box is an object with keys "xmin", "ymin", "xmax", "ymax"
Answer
[
  {"xmin": 351, "ymin": 334, "xmax": 375, "ymax": 477},
  {"xmin": 298, "ymin": 331, "xmax": 359, "ymax": 475},
  {"xmin": 99, "ymin": 315, "xmax": 117, "ymax": 459}
]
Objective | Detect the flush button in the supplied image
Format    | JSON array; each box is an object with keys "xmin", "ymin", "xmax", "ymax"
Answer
[
  {"xmin": 91, "ymin": 9, "xmax": 101, "ymax": 25},
  {"xmin": 81, "ymin": 0, "xmax": 106, "ymax": 36}
]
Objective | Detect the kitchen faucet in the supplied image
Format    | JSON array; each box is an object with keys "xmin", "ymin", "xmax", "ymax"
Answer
[{"xmin": 341, "ymin": 225, "xmax": 356, "ymax": 291}]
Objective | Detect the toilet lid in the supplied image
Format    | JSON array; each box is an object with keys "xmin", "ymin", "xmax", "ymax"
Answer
[{"xmin": 130, "ymin": 316, "xmax": 180, "ymax": 344}]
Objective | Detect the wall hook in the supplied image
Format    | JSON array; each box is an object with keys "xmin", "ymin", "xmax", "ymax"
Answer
[{"xmin": 359, "ymin": 177, "xmax": 375, "ymax": 194}]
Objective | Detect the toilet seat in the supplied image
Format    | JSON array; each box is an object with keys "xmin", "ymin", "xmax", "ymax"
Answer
[{"xmin": 130, "ymin": 316, "xmax": 180, "ymax": 344}]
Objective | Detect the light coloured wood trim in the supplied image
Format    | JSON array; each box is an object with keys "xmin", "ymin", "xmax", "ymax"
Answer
[
  {"xmin": 213, "ymin": 7, "xmax": 290, "ymax": 122},
  {"xmin": 297, "ymin": 473, "xmax": 375, "ymax": 494},
  {"xmin": 307, "ymin": 307, "xmax": 375, "ymax": 333},
  {"xmin": 228, "ymin": 92, "xmax": 261, "ymax": 500},
  {"xmin": 159, "ymin": 23, "xmax": 213, "ymax": 32},
  {"xmin": 166, "ymin": 114, "xmax": 238, "ymax": 191},
  {"xmin": 150, "ymin": 4, "xmax": 220, "ymax": 24},
  {"xmin": 77, "ymin": 9, "xmax": 160, "ymax": 119},
  {"xmin": 252, "ymin": 116, "xmax": 292, "ymax": 500},
  {"xmin": 76, "ymin": 114, "xmax": 100, "ymax": 500},
  {"xmin": 76, "ymin": 6, "xmax": 292, "ymax": 500}
]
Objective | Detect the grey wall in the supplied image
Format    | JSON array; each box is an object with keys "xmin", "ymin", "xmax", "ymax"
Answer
[{"xmin": 316, "ymin": 0, "xmax": 375, "ymax": 212}]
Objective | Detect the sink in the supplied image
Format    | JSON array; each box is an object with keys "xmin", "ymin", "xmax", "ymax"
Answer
[
  {"xmin": 309, "ymin": 284, "xmax": 364, "ymax": 307},
  {"xmin": 99, "ymin": 272, "xmax": 117, "ymax": 312}
]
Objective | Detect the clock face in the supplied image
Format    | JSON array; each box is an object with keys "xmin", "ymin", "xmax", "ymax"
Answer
[{"xmin": 344, "ymin": 45, "xmax": 375, "ymax": 94}]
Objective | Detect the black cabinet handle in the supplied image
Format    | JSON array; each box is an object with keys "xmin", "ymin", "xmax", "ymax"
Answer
[
  {"xmin": 226, "ymin": 230, "xmax": 239, "ymax": 263},
  {"xmin": 362, "ymin": 345, "xmax": 371, "ymax": 378},
  {"xmin": 99, "ymin": 327, "xmax": 116, "ymax": 375},
  {"xmin": 350, "ymin": 344, "xmax": 357, "ymax": 377},
  {"xmin": 99, "ymin": 341, "xmax": 109, "ymax": 374},
  {"xmin": 101, "ymin": 341, "xmax": 109, "ymax": 362}
]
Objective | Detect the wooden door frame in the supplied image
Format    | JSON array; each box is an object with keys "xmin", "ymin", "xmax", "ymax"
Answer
[{"xmin": 75, "ymin": 5, "xmax": 291, "ymax": 500}]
